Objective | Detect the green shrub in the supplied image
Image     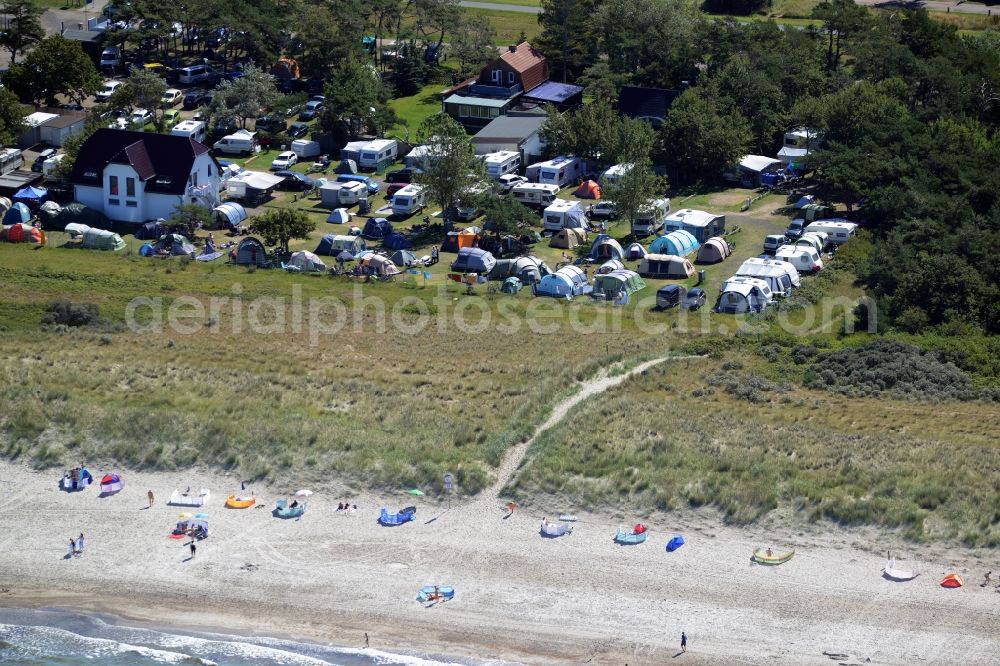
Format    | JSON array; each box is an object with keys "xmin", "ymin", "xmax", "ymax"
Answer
[{"xmin": 40, "ymin": 300, "xmax": 100, "ymax": 327}]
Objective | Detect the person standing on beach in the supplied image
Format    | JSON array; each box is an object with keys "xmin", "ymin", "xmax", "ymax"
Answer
[
  {"xmin": 147, "ymin": 490, "xmax": 155, "ymax": 507},
  {"xmin": 681, "ymin": 632, "xmax": 687, "ymax": 653},
  {"xmin": 68, "ymin": 538, "xmax": 75, "ymax": 558},
  {"xmin": 76, "ymin": 533, "xmax": 85, "ymax": 556},
  {"xmin": 190, "ymin": 542, "xmax": 196, "ymax": 559},
  {"xmin": 364, "ymin": 632, "xmax": 369, "ymax": 648}
]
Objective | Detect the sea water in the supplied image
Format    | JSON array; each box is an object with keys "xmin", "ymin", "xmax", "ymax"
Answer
[{"xmin": 0, "ymin": 608, "xmax": 492, "ymax": 666}]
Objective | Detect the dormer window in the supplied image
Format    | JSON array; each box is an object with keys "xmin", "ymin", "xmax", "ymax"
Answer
[
  {"xmin": 84, "ymin": 169, "xmax": 98, "ymax": 179},
  {"xmin": 155, "ymin": 177, "xmax": 172, "ymax": 186}
]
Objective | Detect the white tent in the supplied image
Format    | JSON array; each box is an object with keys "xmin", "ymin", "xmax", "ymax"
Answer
[
  {"xmin": 327, "ymin": 208, "xmax": 350, "ymax": 224},
  {"xmin": 287, "ymin": 250, "xmax": 327, "ymax": 272}
]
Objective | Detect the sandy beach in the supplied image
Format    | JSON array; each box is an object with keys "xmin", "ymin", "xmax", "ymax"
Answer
[{"xmin": 0, "ymin": 459, "xmax": 998, "ymax": 665}]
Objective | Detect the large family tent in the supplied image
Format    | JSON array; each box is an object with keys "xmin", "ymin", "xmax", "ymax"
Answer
[
  {"xmin": 154, "ymin": 234, "xmax": 196, "ymax": 256},
  {"xmin": 286, "ymin": 250, "xmax": 327, "ymax": 272},
  {"xmin": 442, "ymin": 229, "xmax": 479, "ymax": 253},
  {"xmin": 3, "ymin": 202, "xmax": 30, "ymax": 225},
  {"xmin": 549, "ymin": 227, "xmax": 587, "ymax": 249},
  {"xmin": 451, "ymin": 247, "xmax": 496, "ymax": 274},
  {"xmin": 536, "ymin": 265, "xmax": 593, "ymax": 298},
  {"xmin": 135, "ymin": 219, "xmax": 167, "ymax": 240},
  {"xmin": 383, "ymin": 232, "xmax": 411, "ymax": 251},
  {"xmin": 100, "ymin": 473, "xmax": 124, "ymax": 495},
  {"xmin": 573, "ymin": 179, "xmax": 601, "ymax": 199},
  {"xmin": 13, "ymin": 184, "xmax": 47, "ymax": 207},
  {"xmin": 315, "ymin": 234, "xmax": 366, "ymax": 256},
  {"xmin": 650, "ymin": 230, "xmax": 699, "ymax": 256},
  {"xmin": 596, "ymin": 259, "xmax": 624, "ymax": 275},
  {"xmin": 326, "ymin": 208, "xmax": 351, "ymax": 224},
  {"xmin": 715, "ymin": 277, "xmax": 772, "ymax": 314},
  {"xmin": 625, "ymin": 242, "xmax": 648, "ymax": 261},
  {"xmin": 232, "ymin": 236, "xmax": 268, "ymax": 265},
  {"xmin": 736, "ymin": 258, "xmax": 800, "ymax": 297},
  {"xmin": 390, "ymin": 249, "xmax": 419, "ymax": 267},
  {"xmin": 590, "ymin": 235, "xmax": 625, "ymax": 261},
  {"xmin": 362, "ymin": 217, "xmax": 393, "ymax": 240},
  {"xmin": 696, "ymin": 237, "xmax": 732, "ymax": 264},
  {"xmin": 361, "ymin": 254, "xmax": 400, "ymax": 277},
  {"xmin": 213, "ymin": 203, "xmax": 247, "ymax": 231},
  {"xmin": 3, "ymin": 223, "xmax": 43, "ymax": 243},
  {"xmin": 593, "ymin": 269, "xmax": 646, "ymax": 300},
  {"xmin": 82, "ymin": 228, "xmax": 126, "ymax": 251},
  {"xmin": 488, "ymin": 256, "xmax": 550, "ymax": 284},
  {"xmin": 638, "ymin": 253, "xmax": 695, "ymax": 279},
  {"xmin": 36, "ymin": 202, "xmax": 109, "ymax": 232}
]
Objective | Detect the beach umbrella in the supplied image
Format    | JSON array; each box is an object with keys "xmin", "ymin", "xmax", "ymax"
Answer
[
  {"xmin": 194, "ymin": 512, "xmax": 209, "ymax": 520},
  {"xmin": 178, "ymin": 512, "xmax": 192, "ymax": 519},
  {"xmin": 294, "ymin": 489, "xmax": 313, "ymax": 497},
  {"xmin": 408, "ymin": 489, "xmax": 425, "ymax": 496}
]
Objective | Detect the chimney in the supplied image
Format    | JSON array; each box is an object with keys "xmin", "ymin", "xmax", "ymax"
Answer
[{"xmin": 508, "ymin": 44, "xmax": 517, "ymax": 53}]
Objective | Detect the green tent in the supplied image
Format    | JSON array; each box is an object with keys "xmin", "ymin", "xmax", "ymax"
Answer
[{"xmin": 593, "ymin": 269, "xmax": 646, "ymax": 299}]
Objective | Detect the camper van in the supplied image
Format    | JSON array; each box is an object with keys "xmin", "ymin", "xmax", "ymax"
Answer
[
  {"xmin": 804, "ymin": 220, "xmax": 857, "ymax": 245},
  {"xmin": 662, "ymin": 208, "xmax": 725, "ymax": 244},
  {"xmin": 391, "ymin": 184, "xmax": 428, "ymax": 216},
  {"xmin": 795, "ymin": 231, "xmax": 828, "ymax": 254},
  {"xmin": 600, "ymin": 163, "xmax": 632, "ymax": 186},
  {"xmin": 736, "ymin": 258, "xmax": 800, "ymax": 297},
  {"xmin": 213, "ymin": 130, "xmax": 257, "ymax": 155},
  {"xmin": 482, "ymin": 151, "xmax": 521, "ymax": 179},
  {"xmin": 336, "ymin": 173, "xmax": 379, "ymax": 195},
  {"xmin": 320, "ymin": 180, "xmax": 367, "ymax": 207},
  {"xmin": 358, "ymin": 139, "xmax": 398, "ymax": 171},
  {"xmin": 0, "ymin": 148, "xmax": 23, "ymax": 174},
  {"xmin": 775, "ymin": 245, "xmax": 823, "ymax": 274},
  {"xmin": 716, "ymin": 277, "xmax": 773, "ymax": 314},
  {"xmin": 171, "ymin": 120, "xmax": 207, "ymax": 144},
  {"xmin": 632, "ymin": 198, "xmax": 671, "ymax": 237},
  {"xmin": 512, "ymin": 183, "xmax": 560, "ymax": 209},
  {"xmin": 542, "ymin": 199, "xmax": 587, "ymax": 232},
  {"xmin": 526, "ymin": 156, "xmax": 583, "ymax": 188}
]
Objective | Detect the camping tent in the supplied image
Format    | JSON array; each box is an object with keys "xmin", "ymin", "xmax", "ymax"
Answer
[
  {"xmin": 941, "ymin": 573, "xmax": 964, "ymax": 588},
  {"xmin": 287, "ymin": 250, "xmax": 326, "ymax": 272},
  {"xmin": 213, "ymin": 203, "xmax": 247, "ymax": 231},
  {"xmin": 574, "ymin": 179, "xmax": 601, "ymax": 199},
  {"xmin": 135, "ymin": 220, "xmax": 167, "ymax": 240},
  {"xmin": 536, "ymin": 265, "xmax": 592, "ymax": 298},
  {"xmin": 638, "ymin": 253, "xmax": 694, "ymax": 279},
  {"xmin": 64, "ymin": 223, "xmax": 90, "ymax": 239},
  {"xmin": 100, "ymin": 473, "xmax": 124, "ymax": 495},
  {"xmin": 232, "ymin": 236, "xmax": 268, "ymax": 266},
  {"xmin": 650, "ymin": 230, "xmax": 699, "ymax": 256},
  {"xmin": 335, "ymin": 159, "xmax": 358, "ymax": 174},
  {"xmin": 696, "ymin": 237, "xmax": 732, "ymax": 264},
  {"xmin": 13, "ymin": 185, "xmax": 47, "ymax": 207},
  {"xmin": 593, "ymin": 269, "xmax": 645, "ymax": 300},
  {"xmin": 451, "ymin": 247, "xmax": 496, "ymax": 273},
  {"xmin": 666, "ymin": 535, "xmax": 685, "ymax": 552},
  {"xmin": 501, "ymin": 276, "xmax": 522, "ymax": 293},
  {"xmin": 3, "ymin": 202, "xmax": 30, "ymax": 225},
  {"xmin": 315, "ymin": 234, "xmax": 365, "ymax": 256},
  {"xmin": 361, "ymin": 254, "xmax": 400, "ymax": 276},
  {"xmin": 82, "ymin": 228, "xmax": 125, "ymax": 251},
  {"xmin": 3, "ymin": 223, "xmax": 43, "ymax": 243},
  {"xmin": 590, "ymin": 235, "xmax": 625, "ymax": 261},
  {"xmin": 37, "ymin": 202, "xmax": 109, "ymax": 232},
  {"xmin": 152, "ymin": 234, "xmax": 195, "ymax": 256},
  {"xmin": 362, "ymin": 217, "xmax": 393, "ymax": 240},
  {"xmin": 487, "ymin": 256, "xmax": 549, "ymax": 284},
  {"xmin": 625, "ymin": 242, "xmax": 648, "ymax": 261},
  {"xmin": 441, "ymin": 229, "xmax": 478, "ymax": 253},
  {"xmin": 596, "ymin": 259, "xmax": 624, "ymax": 275},
  {"xmin": 390, "ymin": 249, "xmax": 418, "ymax": 267},
  {"xmin": 549, "ymin": 227, "xmax": 587, "ymax": 249},
  {"xmin": 326, "ymin": 208, "xmax": 350, "ymax": 224},
  {"xmin": 383, "ymin": 232, "xmax": 411, "ymax": 251}
]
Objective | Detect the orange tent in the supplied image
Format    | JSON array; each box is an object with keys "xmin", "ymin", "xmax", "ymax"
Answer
[
  {"xmin": 3, "ymin": 223, "xmax": 43, "ymax": 244},
  {"xmin": 574, "ymin": 179, "xmax": 601, "ymax": 200},
  {"xmin": 940, "ymin": 573, "xmax": 963, "ymax": 588},
  {"xmin": 456, "ymin": 230, "xmax": 478, "ymax": 249}
]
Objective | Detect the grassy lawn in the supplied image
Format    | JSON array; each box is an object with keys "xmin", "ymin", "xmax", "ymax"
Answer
[
  {"xmin": 464, "ymin": 8, "xmax": 542, "ymax": 45},
  {"xmin": 388, "ymin": 82, "xmax": 449, "ymax": 136}
]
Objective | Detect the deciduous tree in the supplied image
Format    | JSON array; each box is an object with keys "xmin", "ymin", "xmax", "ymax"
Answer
[
  {"xmin": 7, "ymin": 36, "xmax": 102, "ymax": 107},
  {"xmin": 0, "ymin": 0, "xmax": 44, "ymax": 64},
  {"xmin": 253, "ymin": 208, "xmax": 316, "ymax": 254},
  {"xmin": 414, "ymin": 113, "xmax": 485, "ymax": 214}
]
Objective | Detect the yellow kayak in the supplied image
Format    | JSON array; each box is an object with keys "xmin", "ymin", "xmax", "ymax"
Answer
[{"xmin": 752, "ymin": 549, "xmax": 794, "ymax": 565}]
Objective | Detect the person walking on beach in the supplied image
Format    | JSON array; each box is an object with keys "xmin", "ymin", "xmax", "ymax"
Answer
[
  {"xmin": 68, "ymin": 538, "xmax": 76, "ymax": 558},
  {"xmin": 75, "ymin": 533, "xmax": 85, "ymax": 556},
  {"xmin": 364, "ymin": 632, "xmax": 369, "ymax": 648},
  {"xmin": 147, "ymin": 489, "xmax": 155, "ymax": 507},
  {"xmin": 984, "ymin": 571, "xmax": 992, "ymax": 587},
  {"xmin": 190, "ymin": 542, "xmax": 196, "ymax": 559},
  {"xmin": 681, "ymin": 632, "xmax": 687, "ymax": 653}
]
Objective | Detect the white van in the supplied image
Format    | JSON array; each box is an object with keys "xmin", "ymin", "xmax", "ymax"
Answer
[
  {"xmin": 795, "ymin": 231, "xmax": 828, "ymax": 254},
  {"xmin": 632, "ymin": 198, "xmax": 671, "ymax": 237},
  {"xmin": 41, "ymin": 153, "xmax": 66, "ymax": 176},
  {"xmin": 95, "ymin": 80, "xmax": 123, "ymax": 102},
  {"xmin": 482, "ymin": 150, "xmax": 521, "ymax": 179},
  {"xmin": 358, "ymin": 139, "xmax": 397, "ymax": 170},
  {"xmin": 320, "ymin": 181, "xmax": 367, "ymax": 207},
  {"xmin": 526, "ymin": 156, "xmax": 583, "ymax": 187},
  {"xmin": 512, "ymin": 183, "xmax": 560, "ymax": 209},
  {"xmin": 212, "ymin": 130, "xmax": 257, "ymax": 156},
  {"xmin": 171, "ymin": 120, "xmax": 207, "ymax": 144},
  {"xmin": 178, "ymin": 65, "xmax": 218, "ymax": 85},
  {"xmin": 776, "ymin": 244, "xmax": 823, "ymax": 274},
  {"xmin": 542, "ymin": 199, "xmax": 587, "ymax": 232},
  {"xmin": 391, "ymin": 184, "xmax": 427, "ymax": 216},
  {"xmin": 804, "ymin": 220, "xmax": 857, "ymax": 245}
]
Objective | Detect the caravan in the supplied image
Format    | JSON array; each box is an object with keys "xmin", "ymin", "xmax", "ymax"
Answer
[
  {"xmin": 320, "ymin": 180, "xmax": 367, "ymax": 207},
  {"xmin": 716, "ymin": 277, "xmax": 773, "ymax": 314},
  {"xmin": 391, "ymin": 184, "xmax": 428, "ymax": 216},
  {"xmin": 171, "ymin": 120, "xmax": 207, "ymax": 144},
  {"xmin": 358, "ymin": 139, "xmax": 398, "ymax": 171},
  {"xmin": 632, "ymin": 198, "xmax": 671, "ymax": 237},
  {"xmin": 804, "ymin": 220, "xmax": 857, "ymax": 245},
  {"xmin": 736, "ymin": 258, "xmax": 800, "ymax": 297},
  {"xmin": 542, "ymin": 199, "xmax": 587, "ymax": 232},
  {"xmin": 512, "ymin": 183, "xmax": 560, "ymax": 209},
  {"xmin": 600, "ymin": 163, "xmax": 632, "ymax": 186},
  {"xmin": 526, "ymin": 156, "xmax": 583, "ymax": 188},
  {"xmin": 775, "ymin": 244, "xmax": 823, "ymax": 273},
  {"xmin": 662, "ymin": 209, "xmax": 725, "ymax": 244},
  {"xmin": 482, "ymin": 151, "xmax": 521, "ymax": 179}
]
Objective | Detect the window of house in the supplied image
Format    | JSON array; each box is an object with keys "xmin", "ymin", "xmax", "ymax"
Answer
[
  {"xmin": 108, "ymin": 199, "xmax": 120, "ymax": 206},
  {"xmin": 126, "ymin": 177, "xmax": 135, "ymax": 197},
  {"xmin": 109, "ymin": 175, "xmax": 118, "ymax": 195},
  {"xmin": 508, "ymin": 72, "xmax": 515, "ymax": 84},
  {"xmin": 192, "ymin": 172, "xmax": 198, "ymax": 187},
  {"xmin": 207, "ymin": 164, "xmax": 213, "ymax": 177},
  {"xmin": 492, "ymin": 69, "xmax": 501, "ymax": 83},
  {"xmin": 126, "ymin": 201, "xmax": 137, "ymax": 207}
]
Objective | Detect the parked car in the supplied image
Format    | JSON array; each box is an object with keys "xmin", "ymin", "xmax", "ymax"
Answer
[
  {"xmin": 496, "ymin": 173, "xmax": 527, "ymax": 193},
  {"xmin": 682, "ymin": 287, "xmax": 707, "ymax": 311},
  {"xmin": 100, "ymin": 46, "xmax": 122, "ymax": 69},
  {"xmin": 256, "ymin": 115, "xmax": 286, "ymax": 132},
  {"xmin": 298, "ymin": 99, "xmax": 323, "ymax": 120},
  {"xmin": 212, "ymin": 117, "xmax": 237, "ymax": 137},
  {"xmin": 275, "ymin": 170, "xmax": 317, "ymax": 191},
  {"xmin": 763, "ymin": 234, "xmax": 787, "ymax": 254},
  {"xmin": 95, "ymin": 80, "xmax": 123, "ymax": 102},
  {"xmin": 130, "ymin": 108, "xmax": 154, "ymax": 127},
  {"xmin": 270, "ymin": 151, "xmax": 298, "ymax": 170},
  {"xmin": 222, "ymin": 70, "xmax": 246, "ymax": 82},
  {"xmin": 309, "ymin": 94, "xmax": 326, "ymax": 103},
  {"xmin": 160, "ymin": 88, "xmax": 183, "ymax": 107},
  {"xmin": 385, "ymin": 182, "xmax": 408, "ymax": 198},
  {"xmin": 444, "ymin": 202, "xmax": 481, "ymax": 221},
  {"xmin": 785, "ymin": 219, "xmax": 806, "ymax": 240},
  {"xmin": 31, "ymin": 149, "xmax": 57, "ymax": 173},
  {"xmin": 586, "ymin": 201, "xmax": 619, "ymax": 220},
  {"xmin": 183, "ymin": 90, "xmax": 212, "ymax": 109},
  {"xmin": 287, "ymin": 122, "xmax": 309, "ymax": 139},
  {"xmin": 162, "ymin": 109, "xmax": 182, "ymax": 127},
  {"xmin": 386, "ymin": 168, "xmax": 420, "ymax": 184}
]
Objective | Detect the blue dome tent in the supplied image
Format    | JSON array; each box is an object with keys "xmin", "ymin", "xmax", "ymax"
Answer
[{"xmin": 650, "ymin": 230, "xmax": 699, "ymax": 256}]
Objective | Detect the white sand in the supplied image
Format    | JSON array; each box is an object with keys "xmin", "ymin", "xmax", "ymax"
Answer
[{"xmin": 1, "ymin": 460, "xmax": 999, "ymax": 665}]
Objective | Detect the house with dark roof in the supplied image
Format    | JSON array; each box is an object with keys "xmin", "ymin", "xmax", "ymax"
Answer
[
  {"xmin": 70, "ymin": 128, "xmax": 222, "ymax": 224},
  {"xmin": 617, "ymin": 86, "xmax": 681, "ymax": 129},
  {"xmin": 471, "ymin": 112, "xmax": 547, "ymax": 164},
  {"xmin": 443, "ymin": 42, "xmax": 580, "ymax": 131}
]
